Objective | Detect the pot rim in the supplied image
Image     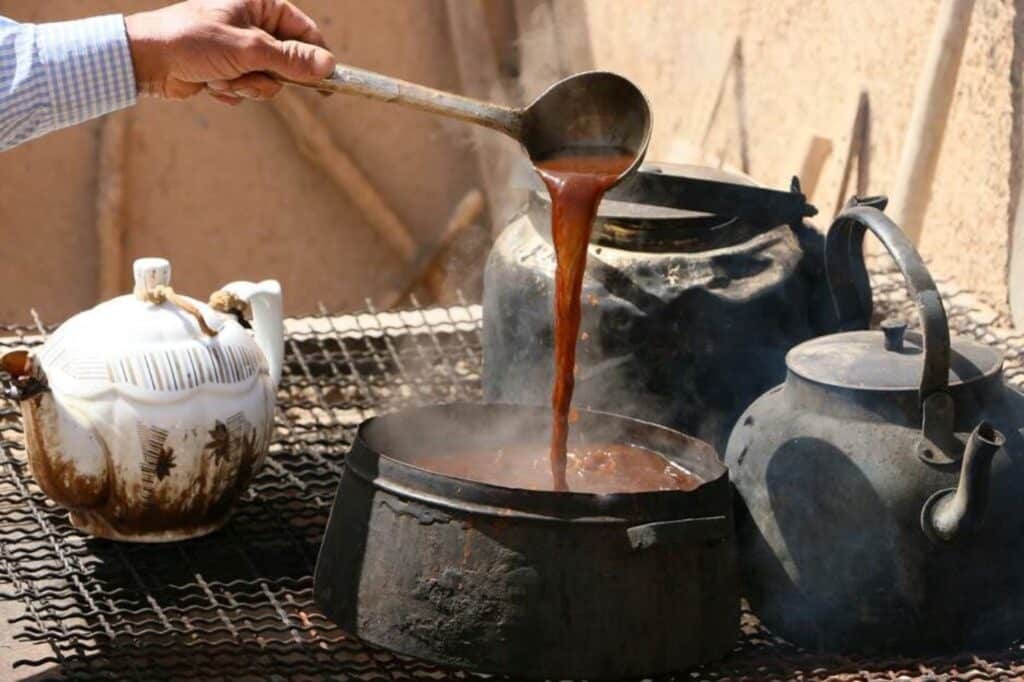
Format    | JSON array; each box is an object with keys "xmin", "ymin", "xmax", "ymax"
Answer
[{"xmin": 345, "ymin": 402, "xmax": 731, "ymax": 523}]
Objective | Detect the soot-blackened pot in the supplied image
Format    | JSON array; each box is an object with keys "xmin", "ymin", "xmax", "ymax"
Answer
[{"xmin": 314, "ymin": 403, "xmax": 738, "ymax": 679}]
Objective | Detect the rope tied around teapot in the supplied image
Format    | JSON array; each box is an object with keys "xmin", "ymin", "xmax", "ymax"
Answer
[
  {"xmin": 208, "ymin": 290, "xmax": 250, "ymax": 318},
  {"xmin": 137, "ymin": 286, "xmax": 250, "ymax": 337}
]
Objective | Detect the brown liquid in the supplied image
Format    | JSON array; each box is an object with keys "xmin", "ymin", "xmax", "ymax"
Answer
[
  {"xmin": 414, "ymin": 443, "xmax": 701, "ymax": 494},
  {"xmin": 535, "ymin": 149, "xmax": 634, "ymax": 491}
]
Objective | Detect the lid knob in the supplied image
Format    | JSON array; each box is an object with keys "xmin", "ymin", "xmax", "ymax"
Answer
[
  {"xmin": 133, "ymin": 258, "xmax": 171, "ymax": 297},
  {"xmin": 881, "ymin": 318, "xmax": 908, "ymax": 352}
]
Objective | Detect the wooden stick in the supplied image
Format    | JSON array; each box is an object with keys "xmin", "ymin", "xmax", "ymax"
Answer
[
  {"xmin": 444, "ymin": 0, "xmax": 518, "ymax": 236},
  {"xmin": 271, "ymin": 89, "xmax": 418, "ymax": 263},
  {"xmin": 95, "ymin": 112, "xmax": 130, "ymax": 301},
  {"xmin": 833, "ymin": 91, "xmax": 871, "ymax": 217},
  {"xmin": 1008, "ymin": 192, "xmax": 1024, "ymax": 325},
  {"xmin": 890, "ymin": 0, "xmax": 976, "ymax": 244},
  {"xmin": 402, "ymin": 189, "xmax": 486, "ymax": 303},
  {"xmin": 699, "ymin": 34, "xmax": 740, "ymax": 152},
  {"xmin": 732, "ymin": 39, "xmax": 751, "ymax": 174},
  {"xmin": 796, "ymin": 135, "xmax": 833, "ymax": 200}
]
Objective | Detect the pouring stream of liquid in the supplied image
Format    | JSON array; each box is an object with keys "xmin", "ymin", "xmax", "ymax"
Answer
[{"xmin": 534, "ymin": 150, "xmax": 634, "ymax": 491}]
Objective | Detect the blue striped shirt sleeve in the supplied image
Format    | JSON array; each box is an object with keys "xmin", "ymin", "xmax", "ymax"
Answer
[{"xmin": 0, "ymin": 14, "xmax": 137, "ymax": 151}]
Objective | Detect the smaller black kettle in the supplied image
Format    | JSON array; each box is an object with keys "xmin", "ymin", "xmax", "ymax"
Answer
[{"xmin": 726, "ymin": 199, "xmax": 1024, "ymax": 653}]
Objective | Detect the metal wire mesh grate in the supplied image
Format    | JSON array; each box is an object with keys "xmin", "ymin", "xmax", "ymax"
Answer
[
  {"xmin": 0, "ymin": 301, "xmax": 486, "ymax": 680},
  {"xmin": 0, "ymin": 279, "xmax": 1023, "ymax": 681}
]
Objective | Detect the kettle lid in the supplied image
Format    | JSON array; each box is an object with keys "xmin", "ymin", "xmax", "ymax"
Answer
[
  {"xmin": 598, "ymin": 163, "xmax": 759, "ymax": 222},
  {"xmin": 532, "ymin": 162, "xmax": 757, "ymax": 224},
  {"xmin": 787, "ymin": 323, "xmax": 1002, "ymax": 391}
]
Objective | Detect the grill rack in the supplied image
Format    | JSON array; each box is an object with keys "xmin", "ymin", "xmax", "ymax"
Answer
[{"xmin": 1, "ymin": 277, "xmax": 1023, "ymax": 681}]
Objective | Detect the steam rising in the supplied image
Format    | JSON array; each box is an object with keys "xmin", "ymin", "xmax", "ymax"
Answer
[{"xmin": 362, "ymin": 403, "xmax": 724, "ymax": 493}]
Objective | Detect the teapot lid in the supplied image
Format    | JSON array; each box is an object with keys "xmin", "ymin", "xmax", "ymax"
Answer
[
  {"xmin": 787, "ymin": 322, "xmax": 1003, "ymax": 392},
  {"xmin": 38, "ymin": 258, "xmax": 266, "ymax": 399}
]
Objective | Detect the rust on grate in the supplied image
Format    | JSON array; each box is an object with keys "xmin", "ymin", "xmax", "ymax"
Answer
[{"xmin": 0, "ymin": 285, "xmax": 1023, "ymax": 680}]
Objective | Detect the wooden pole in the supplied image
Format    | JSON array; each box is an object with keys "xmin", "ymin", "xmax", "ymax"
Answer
[
  {"xmin": 444, "ymin": 0, "xmax": 519, "ymax": 236},
  {"xmin": 698, "ymin": 34, "xmax": 740, "ymax": 152},
  {"xmin": 413, "ymin": 189, "xmax": 486, "ymax": 302},
  {"xmin": 796, "ymin": 135, "xmax": 833, "ymax": 200},
  {"xmin": 1010, "ymin": 190, "xmax": 1024, "ymax": 327},
  {"xmin": 95, "ymin": 112, "xmax": 130, "ymax": 301},
  {"xmin": 889, "ymin": 0, "xmax": 976, "ymax": 244},
  {"xmin": 833, "ymin": 91, "xmax": 871, "ymax": 217},
  {"xmin": 731, "ymin": 39, "xmax": 750, "ymax": 174},
  {"xmin": 695, "ymin": 36, "xmax": 749, "ymax": 173},
  {"xmin": 270, "ymin": 89, "xmax": 418, "ymax": 263}
]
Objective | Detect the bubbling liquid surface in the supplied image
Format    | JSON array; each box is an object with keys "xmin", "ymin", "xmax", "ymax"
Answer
[
  {"xmin": 412, "ymin": 443, "xmax": 702, "ymax": 494},
  {"xmin": 535, "ymin": 149, "xmax": 634, "ymax": 491}
]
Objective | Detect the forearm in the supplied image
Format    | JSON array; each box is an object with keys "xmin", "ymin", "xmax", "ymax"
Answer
[
  {"xmin": 0, "ymin": 15, "xmax": 137, "ymax": 151},
  {"xmin": 0, "ymin": 1, "xmax": 333, "ymax": 151}
]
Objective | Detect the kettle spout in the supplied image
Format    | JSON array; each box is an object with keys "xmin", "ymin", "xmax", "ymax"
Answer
[{"xmin": 921, "ymin": 421, "xmax": 1005, "ymax": 544}]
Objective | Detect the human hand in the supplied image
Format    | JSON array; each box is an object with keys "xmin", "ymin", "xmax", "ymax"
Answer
[{"xmin": 125, "ymin": 0, "xmax": 334, "ymax": 105}]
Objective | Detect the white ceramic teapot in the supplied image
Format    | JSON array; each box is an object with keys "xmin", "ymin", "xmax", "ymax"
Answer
[{"xmin": 1, "ymin": 258, "xmax": 283, "ymax": 542}]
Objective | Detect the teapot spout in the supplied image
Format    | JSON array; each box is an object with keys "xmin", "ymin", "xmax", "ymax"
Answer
[{"xmin": 921, "ymin": 421, "xmax": 1005, "ymax": 544}]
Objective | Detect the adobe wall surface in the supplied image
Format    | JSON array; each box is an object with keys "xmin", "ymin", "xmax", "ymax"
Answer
[
  {"xmin": 583, "ymin": 0, "xmax": 1017, "ymax": 315},
  {"xmin": 0, "ymin": 0, "xmax": 482, "ymax": 322},
  {"xmin": 2, "ymin": 1, "xmax": 1019, "ymax": 322}
]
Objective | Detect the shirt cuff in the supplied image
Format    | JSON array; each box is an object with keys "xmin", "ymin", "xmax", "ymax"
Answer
[{"xmin": 36, "ymin": 14, "xmax": 137, "ymax": 130}]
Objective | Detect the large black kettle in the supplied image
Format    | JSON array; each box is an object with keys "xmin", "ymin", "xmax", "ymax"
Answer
[
  {"xmin": 483, "ymin": 163, "xmax": 832, "ymax": 453},
  {"xmin": 725, "ymin": 200, "xmax": 1024, "ymax": 653}
]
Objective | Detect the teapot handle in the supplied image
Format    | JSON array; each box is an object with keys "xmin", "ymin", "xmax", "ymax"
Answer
[
  {"xmin": 824, "ymin": 200, "xmax": 951, "ymax": 405},
  {"xmin": 214, "ymin": 280, "xmax": 284, "ymax": 386}
]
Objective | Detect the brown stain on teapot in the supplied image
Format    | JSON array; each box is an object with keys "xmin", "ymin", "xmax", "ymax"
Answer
[
  {"xmin": 21, "ymin": 392, "xmax": 110, "ymax": 512},
  {"xmin": 78, "ymin": 418, "xmax": 272, "ymax": 540},
  {"xmin": 25, "ymin": 409, "xmax": 274, "ymax": 542},
  {"xmin": 5, "ymin": 350, "xmax": 109, "ymax": 511}
]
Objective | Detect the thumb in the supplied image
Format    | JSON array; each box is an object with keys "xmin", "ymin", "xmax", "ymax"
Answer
[{"xmin": 249, "ymin": 33, "xmax": 335, "ymax": 82}]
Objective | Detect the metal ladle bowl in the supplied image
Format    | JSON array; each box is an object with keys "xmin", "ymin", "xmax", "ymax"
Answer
[{"xmin": 286, "ymin": 65, "xmax": 652, "ymax": 182}]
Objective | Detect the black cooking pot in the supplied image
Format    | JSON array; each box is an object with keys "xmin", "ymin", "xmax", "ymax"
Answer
[{"xmin": 314, "ymin": 403, "xmax": 738, "ymax": 679}]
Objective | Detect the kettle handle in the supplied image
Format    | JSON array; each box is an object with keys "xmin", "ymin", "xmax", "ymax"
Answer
[{"xmin": 824, "ymin": 200, "xmax": 951, "ymax": 404}]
